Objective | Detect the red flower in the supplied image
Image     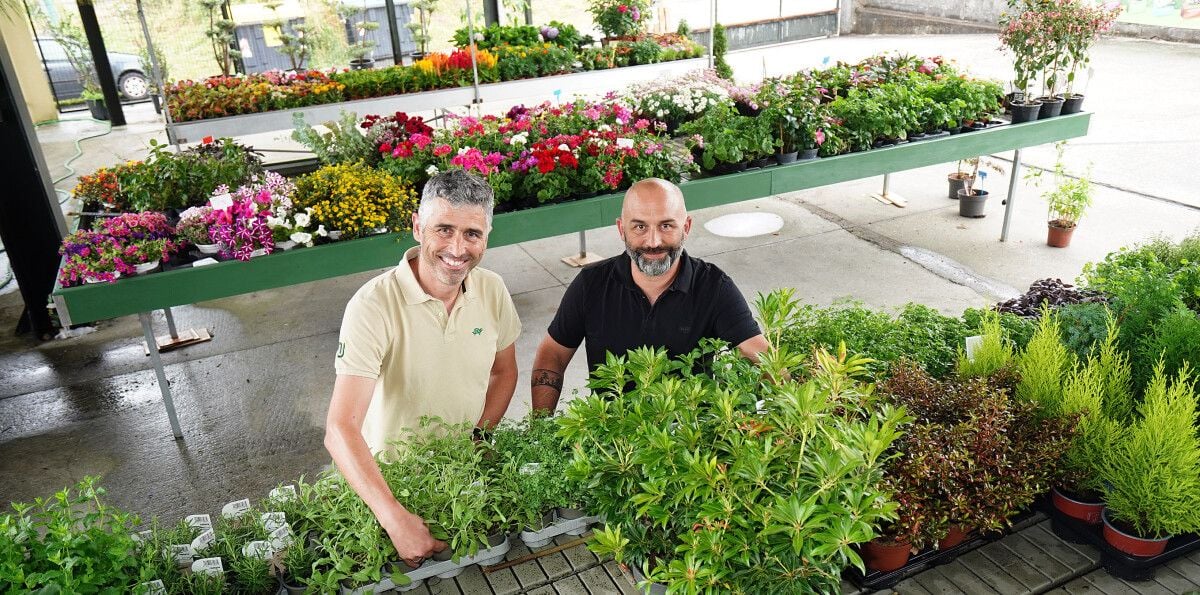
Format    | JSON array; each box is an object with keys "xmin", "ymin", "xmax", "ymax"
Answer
[
  {"xmin": 380, "ymin": 142, "xmax": 394, "ymax": 153},
  {"xmin": 202, "ymin": 135, "xmax": 214, "ymax": 144},
  {"xmin": 618, "ymin": 4, "xmax": 628, "ymax": 12},
  {"xmin": 559, "ymin": 152, "xmax": 578, "ymax": 169}
]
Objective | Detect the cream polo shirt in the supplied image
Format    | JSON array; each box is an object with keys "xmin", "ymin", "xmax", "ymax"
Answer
[{"xmin": 335, "ymin": 246, "xmax": 521, "ymax": 454}]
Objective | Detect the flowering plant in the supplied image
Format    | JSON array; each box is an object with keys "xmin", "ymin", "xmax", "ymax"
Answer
[
  {"xmin": 176, "ymin": 206, "xmax": 214, "ymax": 246},
  {"xmin": 166, "ymin": 70, "xmax": 344, "ymax": 122},
  {"xmin": 207, "ymin": 192, "xmax": 275, "ymax": 261},
  {"xmin": 267, "ymin": 207, "xmax": 322, "ymax": 247},
  {"xmin": 293, "ymin": 163, "xmax": 417, "ymax": 239},
  {"xmin": 363, "ymin": 111, "xmax": 434, "ymax": 156},
  {"xmin": 71, "ymin": 162, "xmax": 140, "ymax": 212},
  {"xmin": 623, "ymin": 70, "xmax": 731, "ymax": 131},
  {"xmin": 58, "ymin": 232, "xmax": 129, "ymax": 286},
  {"xmin": 589, "ymin": 0, "xmax": 652, "ymax": 38}
]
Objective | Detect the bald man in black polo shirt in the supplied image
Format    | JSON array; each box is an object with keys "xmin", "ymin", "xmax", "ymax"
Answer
[{"xmin": 530, "ymin": 178, "xmax": 771, "ymax": 412}]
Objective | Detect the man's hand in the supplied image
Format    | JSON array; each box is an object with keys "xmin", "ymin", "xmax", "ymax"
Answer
[{"xmin": 383, "ymin": 509, "xmax": 447, "ymax": 568}]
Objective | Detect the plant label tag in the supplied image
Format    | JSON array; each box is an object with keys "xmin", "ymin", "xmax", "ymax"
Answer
[
  {"xmin": 170, "ymin": 544, "xmax": 193, "ymax": 567},
  {"xmin": 242, "ymin": 540, "xmax": 273, "ymax": 560},
  {"xmin": 190, "ymin": 529, "xmax": 216, "ymax": 553},
  {"xmin": 261, "ymin": 512, "xmax": 287, "ymax": 532},
  {"xmin": 755, "ymin": 399, "xmax": 768, "ymax": 414},
  {"xmin": 222, "ymin": 499, "xmax": 252, "ymax": 519},
  {"xmin": 210, "ymin": 193, "xmax": 234, "ymax": 211},
  {"xmin": 142, "ymin": 580, "xmax": 166, "ymax": 595},
  {"xmin": 965, "ymin": 335, "xmax": 983, "ymax": 362},
  {"xmin": 193, "ymin": 257, "xmax": 219, "ymax": 267},
  {"xmin": 519, "ymin": 462, "xmax": 541, "ymax": 475},
  {"xmin": 192, "ymin": 557, "xmax": 224, "ymax": 577},
  {"xmin": 268, "ymin": 524, "xmax": 293, "ymax": 550},
  {"xmin": 184, "ymin": 514, "xmax": 213, "ymax": 533},
  {"xmin": 269, "ymin": 484, "xmax": 298, "ymax": 502},
  {"xmin": 1012, "ymin": 91, "xmax": 1025, "ymax": 103}
]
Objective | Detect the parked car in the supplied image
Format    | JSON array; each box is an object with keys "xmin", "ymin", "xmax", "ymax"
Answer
[{"xmin": 35, "ymin": 38, "xmax": 150, "ymax": 101}]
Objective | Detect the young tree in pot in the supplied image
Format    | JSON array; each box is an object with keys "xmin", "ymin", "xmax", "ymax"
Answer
[
  {"xmin": 1060, "ymin": 2, "xmax": 1119, "ymax": 113},
  {"xmin": 1099, "ymin": 362, "xmax": 1200, "ymax": 557},
  {"xmin": 999, "ymin": 3, "xmax": 1046, "ymax": 123}
]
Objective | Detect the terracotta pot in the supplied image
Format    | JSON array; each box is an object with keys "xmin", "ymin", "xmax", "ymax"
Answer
[
  {"xmin": 1102, "ymin": 508, "xmax": 1169, "ymax": 557},
  {"xmin": 863, "ymin": 538, "xmax": 911, "ymax": 572},
  {"xmin": 1047, "ymin": 222, "xmax": 1076, "ymax": 248},
  {"xmin": 1052, "ymin": 487, "xmax": 1103, "ymax": 524},
  {"xmin": 938, "ymin": 524, "xmax": 971, "ymax": 550}
]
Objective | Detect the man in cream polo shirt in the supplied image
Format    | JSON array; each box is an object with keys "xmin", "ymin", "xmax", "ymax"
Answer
[{"xmin": 324, "ymin": 170, "xmax": 520, "ymax": 569}]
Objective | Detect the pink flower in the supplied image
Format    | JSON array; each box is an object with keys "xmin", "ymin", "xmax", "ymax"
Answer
[
  {"xmin": 410, "ymin": 133, "xmax": 432, "ymax": 149},
  {"xmin": 433, "ymin": 144, "xmax": 453, "ymax": 157},
  {"xmin": 815, "ymin": 129, "xmax": 826, "ymax": 146},
  {"xmin": 634, "ymin": 118, "xmax": 650, "ymax": 130},
  {"xmin": 617, "ymin": 4, "xmax": 627, "ymax": 12}
]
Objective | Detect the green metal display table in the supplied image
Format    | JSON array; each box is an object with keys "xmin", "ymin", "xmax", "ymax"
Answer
[{"xmin": 52, "ymin": 112, "xmax": 1091, "ymax": 438}]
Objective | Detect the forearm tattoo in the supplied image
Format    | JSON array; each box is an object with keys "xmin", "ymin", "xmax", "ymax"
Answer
[{"xmin": 532, "ymin": 368, "xmax": 564, "ymax": 393}]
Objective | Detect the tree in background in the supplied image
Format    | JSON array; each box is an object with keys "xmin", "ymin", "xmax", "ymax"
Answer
[{"xmin": 713, "ymin": 22, "xmax": 732, "ymax": 79}]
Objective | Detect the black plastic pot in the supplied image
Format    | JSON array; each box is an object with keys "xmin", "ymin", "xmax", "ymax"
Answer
[
  {"xmin": 85, "ymin": 99, "xmax": 109, "ymax": 121},
  {"xmin": 947, "ymin": 174, "xmax": 973, "ymax": 200},
  {"xmin": 349, "ymin": 58, "xmax": 376, "ymax": 71},
  {"xmin": 799, "ymin": 148, "xmax": 819, "ymax": 160},
  {"xmin": 748, "ymin": 156, "xmax": 774, "ymax": 169},
  {"xmin": 775, "ymin": 151, "xmax": 799, "ymax": 164},
  {"xmin": 1010, "ymin": 100, "xmax": 1043, "ymax": 124},
  {"xmin": 1061, "ymin": 94, "xmax": 1085, "ymax": 114},
  {"xmin": 1038, "ymin": 96, "xmax": 1065, "ymax": 119},
  {"xmin": 958, "ymin": 189, "xmax": 989, "ymax": 218}
]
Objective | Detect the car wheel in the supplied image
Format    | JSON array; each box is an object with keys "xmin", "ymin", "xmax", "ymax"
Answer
[{"xmin": 118, "ymin": 71, "xmax": 149, "ymax": 100}]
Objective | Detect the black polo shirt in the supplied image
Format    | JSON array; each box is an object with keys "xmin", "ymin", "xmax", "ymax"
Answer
[{"xmin": 547, "ymin": 250, "xmax": 762, "ymax": 370}]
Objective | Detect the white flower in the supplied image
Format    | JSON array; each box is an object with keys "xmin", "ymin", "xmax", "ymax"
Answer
[
  {"xmin": 457, "ymin": 147, "xmax": 470, "ymax": 156},
  {"xmin": 425, "ymin": 165, "xmax": 440, "ymax": 176},
  {"xmin": 616, "ymin": 138, "xmax": 634, "ymax": 149},
  {"xmin": 598, "ymin": 124, "xmax": 612, "ymax": 132},
  {"xmin": 294, "ymin": 212, "xmax": 310, "ymax": 228},
  {"xmin": 557, "ymin": 143, "xmax": 569, "ymax": 151},
  {"xmin": 510, "ymin": 132, "xmax": 528, "ymax": 145},
  {"xmin": 290, "ymin": 231, "xmax": 313, "ymax": 247},
  {"xmin": 265, "ymin": 215, "xmax": 284, "ymax": 228},
  {"xmin": 316, "ymin": 225, "xmax": 328, "ymax": 237}
]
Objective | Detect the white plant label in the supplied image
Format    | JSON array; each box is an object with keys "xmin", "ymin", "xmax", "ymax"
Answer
[
  {"xmin": 190, "ymin": 529, "xmax": 215, "ymax": 553},
  {"xmin": 269, "ymin": 484, "xmax": 297, "ymax": 502},
  {"xmin": 184, "ymin": 514, "xmax": 212, "ymax": 533},
  {"xmin": 756, "ymin": 399, "xmax": 768, "ymax": 414},
  {"xmin": 221, "ymin": 499, "xmax": 251, "ymax": 519},
  {"xmin": 242, "ymin": 540, "xmax": 272, "ymax": 560},
  {"xmin": 268, "ymin": 524, "xmax": 293, "ymax": 551},
  {"xmin": 209, "ymin": 193, "xmax": 234, "ymax": 211},
  {"xmin": 142, "ymin": 580, "xmax": 166, "ymax": 595},
  {"xmin": 519, "ymin": 462, "xmax": 541, "ymax": 475},
  {"xmin": 261, "ymin": 512, "xmax": 286, "ymax": 533},
  {"xmin": 170, "ymin": 544, "xmax": 193, "ymax": 567},
  {"xmin": 192, "ymin": 557, "xmax": 224, "ymax": 577},
  {"xmin": 192, "ymin": 257, "xmax": 219, "ymax": 267},
  {"xmin": 965, "ymin": 335, "xmax": 983, "ymax": 362}
]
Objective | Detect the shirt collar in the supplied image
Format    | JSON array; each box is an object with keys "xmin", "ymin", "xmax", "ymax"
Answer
[
  {"xmin": 615, "ymin": 249, "xmax": 694, "ymax": 295},
  {"xmin": 396, "ymin": 246, "xmax": 477, "ymax": 306}
]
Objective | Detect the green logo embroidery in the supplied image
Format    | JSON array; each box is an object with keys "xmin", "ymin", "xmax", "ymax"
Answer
[
  {"xmin": 472, "ymin": 328, "xmax": 483, "ymax": 335},
  {"xmin": 337, "ymin": 342, "xmax": 346, "ymax": 357}
]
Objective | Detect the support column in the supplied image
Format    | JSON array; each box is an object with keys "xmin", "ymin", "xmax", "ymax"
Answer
[
  {"xmin": 140, "ymin": 312, "xmax": 184, "ymax": 439},
  {"xmin": 1001, "ymin": 148, "xmax": 1023, "ymax": 242},
  {"xmin": 76, "ymin": 0, "xmax": 125, "ymax": 126}
]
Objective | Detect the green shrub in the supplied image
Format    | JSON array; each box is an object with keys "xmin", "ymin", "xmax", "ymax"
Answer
[
  {"xmin": 1136, "ymin": 304, "xmax": 1200, "ymax": 390},
  {"xmin": 291, "ymin": 110, "xmax": 376, "ymax": 166},
  {"xmin": 123, "ymin": 138, "xmax": 263, "ymax": 212},
  {"xmin": 1058, "ymin": 356, "xmax": 1124, "ymax": 496},
  {"xmin": 1101, "ymin": 362, "xmax": 1200, "ymax": 538},
  {"xmin": 712, "ymin": 23, "xmax": 732, "ymax": 79},
  {"xmin": 1057, "ymin": 302, "xmax": 1111, "ymax": 359},
  {"xmin": 957, "ymin": 310, "xmax": 1015, "ymax": 378},
  {"xmin": 1016, "ymin": 308, "xmax": 1074, "ymax": 415}
]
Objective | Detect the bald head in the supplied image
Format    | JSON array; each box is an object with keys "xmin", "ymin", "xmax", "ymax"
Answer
[
  {"xmin": 621, "ymin": 178, "xmax": 687, "ymax": 220},
  {"xmin": 617, "ymin": 178, "xmax": 692, "ymax": 278}
]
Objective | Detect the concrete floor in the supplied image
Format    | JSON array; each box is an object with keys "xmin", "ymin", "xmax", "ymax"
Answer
[{"xmin": 2, "ymin": 33, "xmax": 1199, "ymax": 546}]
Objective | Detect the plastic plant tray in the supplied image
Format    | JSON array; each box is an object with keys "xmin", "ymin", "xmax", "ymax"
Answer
[
  {"xmin": 338, "ymin": 536, "xmax": 512, "ymax": 594},
  {"xmin": 1047, "ymin": 504, "xmax": 1200, "ymax": 581},
  {"xmin": 844, "ymin": 508, "xmax": 1043, "ymax": 591},
  {"xmin": 519, "ymin": 513, "xmax": 601, "ymax": 548}
]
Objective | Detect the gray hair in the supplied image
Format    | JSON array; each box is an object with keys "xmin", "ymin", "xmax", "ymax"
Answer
[{"xmin": 418, "ymin": 169, "xmax": 494, "ymax": 227}]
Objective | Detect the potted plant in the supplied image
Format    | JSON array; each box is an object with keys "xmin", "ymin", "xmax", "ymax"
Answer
[
  {"xmin": 82, "ymin": 87, "xmax": 109, "ymax": 121},
  {"xmin": 957, "ymin": 163, "xmax": 990, "ymax": 218},
  {"xmin": 998, "ymin": 4, "xmax": 1045, "ymax": 123},
  {"xmin": 947, "ymin": 156, "xmax": 1005, "ymax": 200},
  {"xmin": 177, "ymin": 205, "xmax": 217, "ymax": 254},
  {"xmin": 1061, "ymin": 2, "xmax": 1119, "ymax": 114},
  {"xmin": 589, "ymin": 0, "xmax": 651, "ymax": 42},
  {"xmin": 1029, "ymin": 143, "xmax": 1093, "ymax": 247},
  {"xmin": 1099, "ymin": 363, "xmax": 1200, "ymax": 557},
  {"xmin": 338, "ymin": 1, "xmax": 379, "ymax": 70},
  {"xmin": 406, "ymin": 0, "xmax": 439, "ymax": 61}
]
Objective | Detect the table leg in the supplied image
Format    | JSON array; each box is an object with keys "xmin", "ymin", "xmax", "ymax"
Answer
[
  {"xmin": 163, "ymin": 307, "xmax": 179, "ymax": 340},
  {"xmin": 1001, "ymin": 148, "xmax": 1023, "ymax": 242},
  {"xmin": 139, "ymin": 311, "xmax": 183, "ymax": 440}
]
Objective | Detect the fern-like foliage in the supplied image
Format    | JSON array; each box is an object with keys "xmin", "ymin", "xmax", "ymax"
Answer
[
  {"xmin": 957, "ymin": 310, "xmax": 1014, "ymax": 378},
  {"xmin": 1016, "ymin": 307, "xmax": 1073, "ymax": 416}
]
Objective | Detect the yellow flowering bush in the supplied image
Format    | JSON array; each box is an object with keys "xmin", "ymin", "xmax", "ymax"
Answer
[{"xmin": 292, "ymin": 163, "xmax": 417, "ymax": 239}]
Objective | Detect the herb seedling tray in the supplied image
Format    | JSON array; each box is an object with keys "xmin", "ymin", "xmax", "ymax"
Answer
[
  {"xmin": 844, "ymin": 508, "xmax": 1043, "ymax": 591},
  {"xmin": 1047, "ymin": 503, "xmax": 1200, "ymax": 581}
]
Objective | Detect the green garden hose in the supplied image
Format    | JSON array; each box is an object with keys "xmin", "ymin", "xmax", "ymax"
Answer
[{"xmin": 0, "ymin": 116, "xmax": 111, "ymax": 291}]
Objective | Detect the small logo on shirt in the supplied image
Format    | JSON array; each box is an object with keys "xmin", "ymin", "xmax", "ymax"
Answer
[
  {"xmin": 472, "ymin": 327, "xmax": 483, "ymax": 335},
  {"xmin": 337, "ymin": 342, "xmax": 346, "ymax": 357}
]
